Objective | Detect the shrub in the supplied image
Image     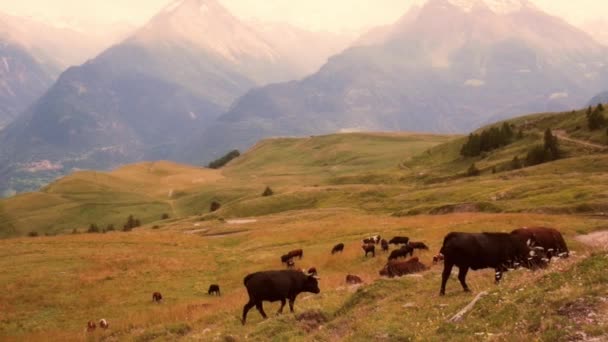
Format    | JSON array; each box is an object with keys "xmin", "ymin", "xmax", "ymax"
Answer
[
  {"xmin": 466, "ymin": 163, "xmax": 480, "ymax": 177},
  {"xmin": 210, "ymin": 201, "xmax": 221, "ymax": 212},
  {"xmin": 161, "ymin": 213, "xmax": 170, "ymax": 220},
  {"xmin": 123, "ymin": 215, "xmax": 141, "ymax": 231},
  {"xmin": 106, "ymin": 224, "xmax": 115, "ymax": 232},
  {"xmin": 28, "ymin": 231, "xmax": 39, "ymax": 237},
  {"xmin": 87, "ymin": 224, "xmax": 100, "ymax": 233},
  {"xmin": 72, "ymin": 228, "xmax": 78, "ymax": 234},
  {"xmin": 208, "ymin": 150, "xmax": 240, "ymax": 169},
  {"xmin": 262, "ymin": 186, "xmax": 274, "ymax": 197}
]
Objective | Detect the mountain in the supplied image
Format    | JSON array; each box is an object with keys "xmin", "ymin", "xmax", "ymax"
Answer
[
  {"xmin": 189, "ymin": 0, "xmax": 608, "ymax": 160},
  {"xmin": 251, "ymin": 21, "xmax": 356, "ymax": 77},
  {"xmin": 0, "ymin": 0, "xmax": 301, "ymax": 195},
  {"xmin": 0, "ymin": 40, "xmax": 57, "ymax": 129},
  {"xmin": 580, "ymin": 18, "xmax": 608, "ymax": 46},
  {"xmin": 0, "ymin": 11, "xmax": 132, "ymax": 70}
]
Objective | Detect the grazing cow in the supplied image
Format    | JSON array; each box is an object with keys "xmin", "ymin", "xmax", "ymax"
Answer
[
  {"xmin": 281, "ymin": 254, "xmax": 293, "ymax": 265},
  {"xmin": 288, "ymin": 249, "xmax": 304, "ymax": 259},
  {"xmin": 87, "ymin": 321, "xmax": 96, "ymax": 332},
  {"xmin": 511, "ymin": 227, "xmax": 569, "ymax": 259},
  {"xmin": 331, "ymin": 243, "xmax": 345, "ymax": 254},
  {"xmin": 99, "ymin": 319, "xmax": 109, "ymax": 329},
  {"xmin": 152, "ymin": 292, "xmax": 163, "ymax": 302},
  {"xmin": 379, "ymin": 257, "xmax": 428, "ymax": 278},
  {"xmin": 241, "ymin": 270, "xmax": 320, "ymax": 324},
  {"xmin": 362, "ymin": 235, "xmax": 381, "ymax": 245},
  {"xmin": 432, "ymin": 254, "xmax": 444, "ymax": 264},
  {"xmin": 307, "ymin": 267, "xmax": 318, "ymax": 276},
  {"xmin": 381, "ymin": 239, "xmax": 389, "ymax": 252},
  {"xmin": 208, "ymin": 284, "xmax": 221, "ymax": 296},
  {"xmin": 362, "ymin": 244, "xmax": 375, "ymax": 257},
  {"xmin": 438, "ymin": 232, "xmax": 547, "ymax": 296},
  {"xmin": 389, "ymin": 236, "xmax": 410, "ymax": 245},
  {"xmin": 388, "ymin": 245, "xmax": 414, "ymax": 260},
  {"xmin": 286, "ymin": 259, "xmax": 295, "ymax": 269},
  {"xmin": 346, "ymin": 274, "xmax": 363, "ymax": 284},
  {"xmin": 408, "ymin": 241, "xmax": 429, "ymax": 250}
]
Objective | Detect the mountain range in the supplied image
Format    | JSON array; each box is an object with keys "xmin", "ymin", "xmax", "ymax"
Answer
[
  {"xmin": 191, "ymin": 0, "xmax": 608, "ymax": 161},
  {"xmin": 1, "ymin": 0, "xmax": 608, "ymax": 196}
]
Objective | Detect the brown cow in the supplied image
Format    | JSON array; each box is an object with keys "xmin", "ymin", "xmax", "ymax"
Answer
[
  {"xmin": 511, "ymin": 227, "xmax": 569, "ymax": 259},
  {"xmin": 87, "ymin": 321, "xmax": 96, "ymax": 332},
  {"xmin": 379, "ymin": 257, "xmax": 428, "ymax": 278},
  {"xmin": 381, "ymin": 239, "xmax": 389, "ymax": 252},
  {"xmin": 99, "ymin": 319, "xmax": 109, "ymax": 329},
  {"xmin": 152, "ymin": 292, "xmax": 163, "ymax": 302},
  {"xmin": 346, "ymin": 274, "xmax": 363, "ymax": 284},
  {"xmin": 362, "ymin": 244, "xmax": 375, "ymax": 257},
  {"xmin": 288, "ymin": 249, "xmax": 303, "ymax": 259},
  {"xmin": 432, "ymin": 254, "xmax": 444, "ymax": 264}
]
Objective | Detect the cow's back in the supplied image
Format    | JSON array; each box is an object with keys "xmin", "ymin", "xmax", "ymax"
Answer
[
  {"xmin": 441, "ymin": 232, "xmax": 526, "ymax": 270},
  {"xmin": 243, "ymin": 270, "xmax": 300, "ymax": 301}
]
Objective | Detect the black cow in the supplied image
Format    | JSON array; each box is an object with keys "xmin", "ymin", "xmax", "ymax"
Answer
[
  {"xmin": 408, "ymin": 241, "xmax": 429, "ymax": 250},
  {"xmin": 381, "ymin": 239, "xmax": 389, "ymax": 252},
  {"xmin": 208, "ymin": 284, "xmax": 221, "ymax": 296},
  {"xmin": 241, "ymin": 270, "xmax": 320, "ymax": 324},
  {"xmin": 388, "ymin": 245, "xmax": 414, "ymax": 260},
  {"xmin": 439, "ymin": 232, "xmax": 546, "ymax": 296},
  {"xmin": 307, "ymin": 267, "xmax": 318, "ymax": 276},
  {"xmin": 331, "ymin": 243, "xmax": 345, "ymax": 254},
  {"xmin": 362, "ymin": 244, "xmax": 375, "ymax": 257},
  {"xmin": 389, "ymin": 236, "xmax": 410, "ymax": 245}
]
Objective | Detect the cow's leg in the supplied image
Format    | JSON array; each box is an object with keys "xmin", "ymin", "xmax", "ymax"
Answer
[
  {"xmin": 495, "ymin": 267, "xmax": 506, "ymax": 284},
  {"xmin": 440, "ymin": 262, "xmax": 454, "ymax": 296},
  {"xmin": 242, "ymin": 300, "xmax": 255, "ymax": 325},
  {"xmin": 372, "ymin": 250, "xmax": 375, "ymax": 257},
  {"xmin": 457, "ymin": 266, "xmax": 470, "ymax": 292},
  {"xmin": 288, "ymin": 296, "xmax": 296, "ymax": 313},
  {"xmin": 254, "ymin": 301, "xmax": 268, "ymax": 319},
  {"xmin": 277, "ymin": 299, "xmax": 286, "ymax": 315}
]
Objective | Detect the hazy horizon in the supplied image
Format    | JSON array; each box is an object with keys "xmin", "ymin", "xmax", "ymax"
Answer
[{"xmin": 1, "ymin": 0, "xmax": 607, "ymax": 36}]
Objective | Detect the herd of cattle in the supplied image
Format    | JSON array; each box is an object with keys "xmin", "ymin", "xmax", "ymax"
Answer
[
  {"xmin": 241, "ymin": 226, "xmax": 569, "ymax": 325},
  {"xmin": 85, "ymin": 226, "xmax": 570, "ymax": 330}
]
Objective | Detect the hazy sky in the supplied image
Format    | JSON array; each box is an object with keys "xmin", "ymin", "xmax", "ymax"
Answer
[{"xmin": 0, "ymin": 0, "xmax": 607, "ymax": 33}]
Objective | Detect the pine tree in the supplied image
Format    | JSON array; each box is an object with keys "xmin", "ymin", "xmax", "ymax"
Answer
[{"xmin": 543, "ymin": 128, "xmax": 559, "ymax": 161}]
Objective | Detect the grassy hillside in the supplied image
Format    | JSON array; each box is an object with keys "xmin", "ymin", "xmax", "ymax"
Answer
[
  {"xmin": 2, "ymin": 108, "xmax": 608, "ymax": 340},
  {"xmin": 0, "ymin": 133, "xmax": 451, "ymax": 238}
]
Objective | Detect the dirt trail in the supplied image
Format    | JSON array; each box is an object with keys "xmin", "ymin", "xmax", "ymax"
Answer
[
  {"xmin": 576, "ymin": 230, "xmax": 608, "ymax": 250},
  {"xmin": 553, "ymin": 130, "xmax": 608, "ymax": 151}
]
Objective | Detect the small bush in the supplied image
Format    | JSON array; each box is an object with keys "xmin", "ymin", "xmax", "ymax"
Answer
[
  {"xmin": 466, "ymin": 163, "xmax": 480, "ymax": 177},
  {"xmin": 152, "ymin": 225, "xmax": 160, "ymax": 229},
  {"xmin": 262, "ymin": 186, "xmax": 274, "ymax": 197},
  {"xmin": 208, "ymin": 150, "xmax": 240, "ymax": 169},
  {"xmin": 210, "ymin": 201, "xmax": 221, "ymax": 212},
  {"xmin": 106, "ymin": 224, "xmax": 115, "ymax": 232},
  {"xmin": 87, "ymin": 224, "xmax": 100, "ymax": 233},
  {"xmin": 28, "ymin": 231, "xmax": 39, "ymax": 237},
  {"xmin": 71, "ymin": 228, "xmax": 78, "ymax": 234},
  {"xmin": 161, "ymin": 213, "xmax": 170, "ymax": 220},
  {"xmin": 123, "ymin": 215, "xmax": 141, "ymax": 231}
]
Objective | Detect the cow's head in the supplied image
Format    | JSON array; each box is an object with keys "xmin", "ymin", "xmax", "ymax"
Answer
[{"xmin": 304, "ymin": 275, "xmax": 320, "ymax": 294}]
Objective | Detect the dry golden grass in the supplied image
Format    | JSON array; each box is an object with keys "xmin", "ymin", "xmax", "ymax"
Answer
[{"xmin": 1, "ymin": 209, "xmax": 604, "ymax": 341}]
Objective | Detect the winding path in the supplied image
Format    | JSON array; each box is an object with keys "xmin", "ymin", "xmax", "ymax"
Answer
[{"xmin": 553, "ymin": 130, "xmax": 608, "ymax": 151}]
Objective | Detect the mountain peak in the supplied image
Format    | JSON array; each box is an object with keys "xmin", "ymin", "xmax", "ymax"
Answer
[{"xmin": 430, "ymin": 0, "xmax": 533, "ymax": 14}]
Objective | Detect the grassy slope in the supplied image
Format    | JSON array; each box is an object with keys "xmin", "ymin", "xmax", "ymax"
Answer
[
  {"xmin": 1, "ymin": 211, "xmax": 606, "ymax": 341},
  {"xmin": 1, "ymin": 109, "xmax": 608, "ymax": 340},
  {"xmin": 0, "ymin": 133, "xmax": 451, "ymax": 237}
]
